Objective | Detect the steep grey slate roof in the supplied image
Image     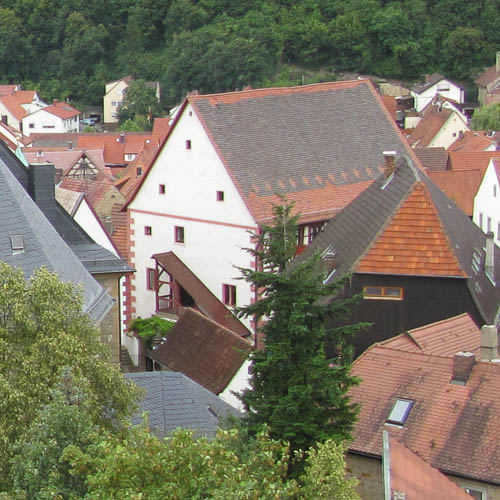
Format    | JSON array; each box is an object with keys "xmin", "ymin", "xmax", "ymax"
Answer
[
  {"xmin": 302, "ymin": 156, "xmax": 500, "ymax": 324},
  {"xmin": 125, "ymin": 371, "xmax": 242, "ymax": 438},
  {"xmin": 0, "ymin": 155, "xmax": 112, "ymax": 322},
  {"xmin": 191, "ymin": 80, "xmax": 414, "ymax": 199}
]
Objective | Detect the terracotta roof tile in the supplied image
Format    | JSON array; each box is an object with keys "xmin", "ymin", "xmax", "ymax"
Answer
[
  {"xmin": 350, "ymin": 343, "xmax": 500, "ymax": 484},
  {"xmin": 448, "ymin": 150, "xmax": 500, "ymax": 172},
  {"xmin": 407, "ymin": 107, "xmax": 452, "ymax": 148},
  {"xmin": 149, "ymin": 308, "xmax": 252, "ymax": 394},
  {"xmin": 152, "ymin": 117, "xmax": 170, "ymax": 143},
  {"xmin": 380, "ymin": 313, "xmax": 480, "ymax": 357},
  {"xmin": 448, "ymin": 130, "xmax": 500, "ymax": 152},
  {"xmin": 12, "ymin": 90, "xmax": 36, "ymax": 104},
  {"xmin": 0, "ymin": 84, "xmax": 18, "ymax": 97},
  {"xmin": 358, "ymin": 182, "xmax": 466, "ymax": 277},
  {"xmin": 43, "ymin": 100, "xmax": 81, "ymax": 119},
  {"xmin": 475, "ymin": 63, "xmax": 500, "ymax": 87},
  {"xmin": 0, "ymin": 95, "xmax": 27, "ymax": 121},
  {"xmin": 428, "ymin": 169, "xmax": 483, "ymax": 216},
  {"xmin": 110, "ymin": 202, "xmax": 128, "ymax": 260}
]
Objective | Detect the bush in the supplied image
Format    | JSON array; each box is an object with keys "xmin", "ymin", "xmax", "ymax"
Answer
[{"xmin": 131, "ymin": 316, "xmax": 175, "ymax": 349}]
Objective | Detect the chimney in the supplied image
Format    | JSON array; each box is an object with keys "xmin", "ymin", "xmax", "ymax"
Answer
[
  {"xmin": 485, "ymin": 231, "xmax": 495, "ymax": 281},
  {"xmin": 383, "ymin": 151, "xmax": 396, "ymax": 179},
  {"xmin": 481, "ymin": 325, "xmax": 499, "ymax": 361},
  {"xmin": 119, "ymin": 133, "xmax": 125, "ymax": 144},
  {"xmin": 53, "ymin": 99, "xmax": 58, "ymax": 105},
  {"xmin": 496, "ymin": 51, "xmax": 500, "ymax": 73},
  {"xmin": 28, "ymin": 163, "xmax": 57, "ymax": 222},
  {"xmin": 451, "ymin": 351, "xmax": 475, "ymax": 385}
]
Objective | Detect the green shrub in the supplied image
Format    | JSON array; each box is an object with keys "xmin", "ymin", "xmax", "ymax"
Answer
[{"xmin": 131, "ymin": 316, "xmax": 175, "ymax": 349}]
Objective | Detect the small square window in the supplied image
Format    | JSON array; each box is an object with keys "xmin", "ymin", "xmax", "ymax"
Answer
[
  {"xmin": 463, "ymin": 487, "xmax": 485, "ymax": 500},
  {"xmin": 186, "ymin": 140, "xmax": 191, "ymax": 150},
  {"xmin": 10, "ymin": 235, "xmax": 24, "ymax": 254},
  {"xmin": 223, "ymin": 284, "xmax": 236, "ymax": 306},
  {"xmin": 159, "ymin": 184, "xmax": 166, "ymax": 194},
  {"xmin": 136, "ymin": 167, "xmax": 142, "ymax": 176},
  {"xmin": 174, "ymin": 226, "xmax": 184, "ymax": 243},
  {"xmin": 386, "ymin": 398, "xmax": 414, "ymax": 426},
  {"xmin": 216, "ymin": 190, "xmax": 224, "ymax": 201},
  {"xmin": 29, "ymin": 123, "xmax": 34, "ymax": 129},
  {"xmin": 144, "ymin": 226, "xmax": 152, "ymax": 236},
  {"xmin": 146, "ymin": 268, "xmax": 156, "ymax": 290}
]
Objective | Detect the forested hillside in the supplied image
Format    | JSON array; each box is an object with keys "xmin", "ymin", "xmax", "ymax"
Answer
[{"xmin": 2, "ymin": 0, "xmax": 498, "ymax": 107}]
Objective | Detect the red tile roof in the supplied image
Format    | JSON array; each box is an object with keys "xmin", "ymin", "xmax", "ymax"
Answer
[
  {"xmin": 494, "ymin": 157, "xmax": 500, "ymax": 183},
  {"xmin": 350, "ymin": 343, "xmax": 500, "ymax": 484},
  {"xmin": 448, "ymin": 131, "xmax": 499, "ymax": 152},
  {"xmin": 0, "ymin": 95, "xmax": 27, "ymax": 121},
  {"xmin": 24, "ymin": 149, "xmax": 106, "ymax": 175},
  {"xmin": 0, "ymin": 84, "xmax": 18, "ymax": 97},
  {"xmin": 414, "ymin": 147, "xmax": 449, "ymax": 172},
  {"xmin": 43, "ymin": 100, "xmax": 80, "ymax": 119},
  {"xmin": 388, "ymin": 435, "xmax": 474, "ymax": 500},
  {"xmin": 12, "ymin": 90, "xmax": 36, "ymax": 105},
  {"xmin": 110, "ymin": 203, "xmax": 128, "ymax": 260},
  {"xmin": 148, "ymin": 308, "xmax": 252, "ymax": 394},
  {"xmin": 152, "ymin": 117, "xmax": 170, "ymax": 143},
  {"xmin": 427, "ymin": 169, "xmax": 483, "ymax": 216},
  {"xmin": 357, "ymin": 182, "xmax": 466, "ymax": 277},
  {"xmin": 407, "ymin": 107, "xmax": 452, "ymax": 148},
  {"xmin": 380, "ymin": 313, "xmax": 480, "ymax": 357},
  {"xmin": 380, "ymin": 94, "xmax": 397, "ymax": 120},
  {"xmin": 448, "ymin": 150, "xmax": 500, "ymax": 172},
  {"xmin": 475, "ymin": 63, "xmax": 500, "ymax": 87}
]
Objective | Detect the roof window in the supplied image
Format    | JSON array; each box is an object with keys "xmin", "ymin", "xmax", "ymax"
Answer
[
  {"xmin": 10, "ymin": 235, "xmax": 24, "ymax": 254},
  {"xmin": 386, "ymin": 398, "xmax": 414, "ymax": 426}
]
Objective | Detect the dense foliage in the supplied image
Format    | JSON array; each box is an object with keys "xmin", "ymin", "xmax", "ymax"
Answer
[
  {"xmin": 237, "ymin": 201, "xmax": 363, "ymax": 464},
  {"xmin": 1, "ymin": 0, "xmax": 497, "ymax": 107},
  {"xmin": 130, "ymin": 315, "xmax": 175, "ymax": 348},
  {"xmin": 0, "ymin": 263, "xmax": 139, "ymax": 484},
  {"xmin": 471, "ymin": 102, "xmax": 500, "ymax": 131}
]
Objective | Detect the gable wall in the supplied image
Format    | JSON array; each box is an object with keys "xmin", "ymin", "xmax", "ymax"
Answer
[
  {"xmin": 473, "ymin": 160, "xmax": 500, "ymax": 244},
  {"xmin": 104, "ymin": 80, "xmax": 128, "ymax": 123},
  {"xmin": 22, "ymin": 109, "xmax": 77, "ymax": 136},
  {"xmin": 128, "ymin": 103, "xmax": 257, "ymax": 325},
  {"xmin": 0, "ymin": 102, "xmax": 21, "ymax": 130},
  {"xmin": 412, "ymin": 81, "xmax": 464, "ymax": 113},
  {"xmin": 429, "ymin": 113, "xmax": 469, "ymax": 149}
]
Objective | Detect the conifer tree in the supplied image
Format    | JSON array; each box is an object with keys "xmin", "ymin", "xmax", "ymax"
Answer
[{"xmin": 237, "ymin": 200, "xmax": 363, "ymax": 457}]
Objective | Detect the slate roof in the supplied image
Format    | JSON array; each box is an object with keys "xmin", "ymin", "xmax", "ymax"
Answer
[
  {"xmin": 125, "ymin": 371, "xmax": 241, "ymax": 438},
  {"xmin": 379, "ymin": 313, "xmax": 481, "ymax": 357},
  {"xmin": 0, "ymin": 146, "xmax": 112, "ymax": 322},
  {"xmin": 427, "ymin": 169, "xmax": 483, "ymax": 216},
  {"xmin": 126, "ymin": 80, "xmax": 418, "ymax": 223},
  {"xmin": 387, "ymin": 435, "xmax": 474, "ymax": 500},
  {"xmin": 350, "ymin": 343, "xmax": 500, "ymax": 485},
  {"xmin": 149, "ymin": 308, "xmax": 252, "ymax": 394},
  {"xmin": 413, "ymin": 147, "xmax": 449, "ymax": 172},
  {"xmin": 302, "ymin": 154, "xmax": 500, "ymax": 323}
]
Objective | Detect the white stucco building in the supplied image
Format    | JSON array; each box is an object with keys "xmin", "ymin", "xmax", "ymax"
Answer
[
  {"xmin": 411, "ymin": 74, "xmax": 465, "ymax": 113},
  {"xmin": 22, "ymin": 100, "xmax": 80, "ymax": 136}
]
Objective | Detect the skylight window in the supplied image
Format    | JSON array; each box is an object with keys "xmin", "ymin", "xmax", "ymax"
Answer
[
  {"xmin": 10, "ymin": 235, "xmax": 24, "ymax": 254},
  {"xmin": 386, "ymin": 399, "xmax": 414, "ymax": 426}
]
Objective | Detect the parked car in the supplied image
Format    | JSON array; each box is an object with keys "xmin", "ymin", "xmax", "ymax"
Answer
[{"xmin": 81, "ymin": 118, "xmax": 97, "ymax": 126}]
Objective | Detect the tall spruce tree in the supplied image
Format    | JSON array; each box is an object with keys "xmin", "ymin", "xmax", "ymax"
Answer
[{"xmin": 237, "ymin": 200, "xmax": 363, "ymax": 457}]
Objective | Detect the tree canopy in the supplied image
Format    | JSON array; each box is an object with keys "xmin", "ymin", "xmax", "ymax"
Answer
[
  {"xmin": 0, "ymin": 263, "xmax": 139, "ymax": 482},
  {"xmin": 471, "ymin": 102, "xmax": 500, "ymax": 131},
  {"xmin": 237, "ymin": 201, "xmax": 363, "ymax": 463},
  {"xmin": 0, "ymin": 0, "xmax": 496, "ymax": 107}
]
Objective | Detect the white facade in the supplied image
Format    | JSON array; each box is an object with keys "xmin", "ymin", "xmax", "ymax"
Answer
[
  {"xmin": 22, "ymin": 108, "xmax": 79, "ymax": 136},
  {"xmin": 219, "ymin": 359, "xmax": 251, "ymax": 411},
  {"xmin": 473, "ymin": 159, "xmax": 500, "ymax": 244},
  {"xmin": 427, "ymin": 110, "xmax": 469, "ymax": 149},
  {"xmin": 104, "ymin": 79, "xmax": 128, "ymax": 123},
  {"xmin": 411, "ymin": 79, "xmax": 464, "ymax": 113},
  {"xmin": 128, "ymin": 102, "xmax": 258, "ymax": 328}
]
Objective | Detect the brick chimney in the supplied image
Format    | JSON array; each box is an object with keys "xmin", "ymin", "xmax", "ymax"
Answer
[
  {"xmin": 485, "ymin": 231, "xmax": 495, "ymax": 281},
  {"xmin": 383, "ymin": 151, "xmax": 396, "ymax": 179},
  {"xmin": 451, "ymin": 351, "xmax": 475, "ymax": 385},
  {"xmin": 481, "ymin": 325, "xmax": 499, "ymax": 361}
]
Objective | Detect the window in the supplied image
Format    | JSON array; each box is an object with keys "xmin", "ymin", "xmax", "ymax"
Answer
[
  {"xmin": 10, "ymin": 235, "xmax": 24, "ymax": 254},
  {"xmin": 479, "ymin": 213, "xmax": 484, "ymax": 229},
  {"xmin": 487, "ymin": 217, "xmax": 492, "ymax": 233},
  {"xmin": 463, "ymin": 486, "xmax": 485, "ymax": 500},
  {"xmin": 186, "ymin": 140, "xmax": 192, "ymax": 150},
  {"xmin": 298, "ymin": 222, "xmax": 325, "ymax": 246},
  {"xmin": 174, "ymin": 226, "xmax": 184, "ymax": 243},
  {"xmin": 363, "ymin": 286, "xmax": 403, "ymax": 300},
  {"xmin": 223, "ymin": 284, "xmax": 236, "ymax": 306},
  {"xmin": 144, "ymin": 226, "xmax": 152, "ymax": 236},
  {"xmin": 146, "ymin": 268, "xmax": 156, "ymax": 290},
  {"xmin": 111, "ymin": 101, "xmax": 117, "ymax": 106},
  {"xmin": 125, "ymin": 154, "xmax": 136, "ymax": 161},
  {"xmin": 159, "ymin": 184, "xmax": 166, "ymax": 194},
  {"xmin": 386, "ymin": 399, "xmax": 414, "ymax": 426},
  {"xmin": 437, "ymin": 83, "xmax": 450, "ymax": 91},
  {"xmin": 136, "ymin": 167, "xmax": 142, "ymax": 176},
  {"xmin": 29, "ymin": 123, "xmax": 34, "ymax": 129},
  {"xmin": 494, "ymin": 185, "xmax": 497, "ymax": 197},
  {"xmin": 216, "ymin": 190, "xmax": 224, "ymax": 201}
]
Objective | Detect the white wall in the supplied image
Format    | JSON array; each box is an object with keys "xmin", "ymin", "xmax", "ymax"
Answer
[
  {"xmin": 429, "ymin": 112, "xmax": 469, "ymax": 149},
  {"xmin": 473, "ymin": 159, "xmax": 500, "ymax": 244},
  {"xmin": 74, "ymin": 199, "xmax": 118, "ymax": 256},
  {"xmin": 220, "ymin": 359, "xmax": 251, "ymax": 411},
  {"xmin": 104, "ymin": 80, "xmax": 127, "ymax": 123},
  {"xmin": 128, "ymin": 102, "xmax": 258, "ymax": 327},
  {"xmin": 412, "ymin": 80, "xmax": 464, "ymax": 113},
  {"xmin": 22, "ymin": 110, "xmax": 79, "ymax": 136}
]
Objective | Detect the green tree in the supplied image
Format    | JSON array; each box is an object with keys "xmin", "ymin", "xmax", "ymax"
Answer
[
  {"xmin": 118, "ymin": 79, "xmax": 162, "ymax": 128},
  {"xmin": 237, "ymin": 201, "xmax": 362, "ymax": 462},
  {"xmin": 471, "ymin": 102, "xmax": 500, "ymax": 131},
  {"xmin": 0, "ymin": 263, "xmax": 139, "ymax": 481}
]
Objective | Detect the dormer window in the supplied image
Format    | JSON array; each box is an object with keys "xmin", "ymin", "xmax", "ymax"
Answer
[
  {"xmin": 386, "ymin": 398, "xmax": 414, "ymax": 426},
  {"xmin": 10, "ymin": 235, "xmax": 24, "ymax": 254}
]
